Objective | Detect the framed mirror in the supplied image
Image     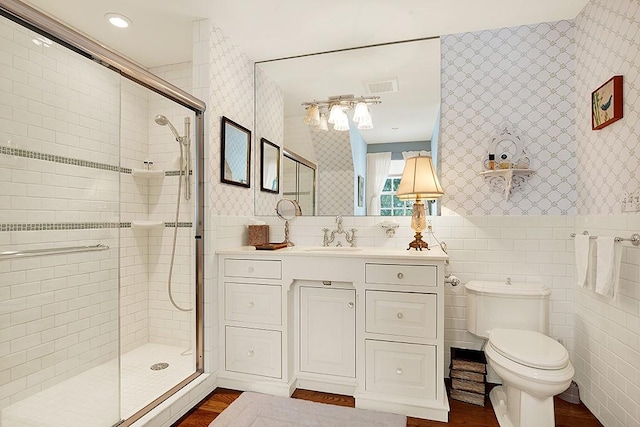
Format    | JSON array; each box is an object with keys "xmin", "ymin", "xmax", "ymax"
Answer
[
  {"xmin": 260, "ymin": 138, "xmax": 280, "ymax": 193},
  {"xmin": 221, "ymin": 116, "xmax": 251, "ymax": 188}
]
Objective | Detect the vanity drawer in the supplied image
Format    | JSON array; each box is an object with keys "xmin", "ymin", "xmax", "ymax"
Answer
[
  {"xmin": 365, "ymin": 340, "xmax": 436, "ymax": 399},
  {"xmin": 224, "ymin": 258, "xmax": 282, "ymax": 280},
  {"xmin": 365, "ymin": 263, "xmax": 436, "ymax": 287},
  {"xmin": 365, "ymin": 291, "xmax": 436, "ymax": 339},
  {"xmin": 225, "ymin": 326, "xmax": 281, "ymax": 378},
  {"xmin": 225, "ymin": 282, "xmax": 281, "ymax": 325}
]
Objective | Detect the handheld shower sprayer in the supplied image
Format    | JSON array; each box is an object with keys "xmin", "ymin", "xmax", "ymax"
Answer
[
  {"xmin": 154, "ymin": 114, "xmax": 191, "ymax": 201},
  {"xmin": 154, "ymin": 114, "xmax": 181, "ymax": 141}
]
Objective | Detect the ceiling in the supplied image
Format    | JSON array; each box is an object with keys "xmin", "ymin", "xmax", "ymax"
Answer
[{"xmin": 23, "ymin": 0, "xmax": 590, "ymax": 144}]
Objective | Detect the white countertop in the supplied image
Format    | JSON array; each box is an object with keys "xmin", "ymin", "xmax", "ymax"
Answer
[{"xmin": 216, "ymin": 245, "xmax": 449, "ymax": 261}]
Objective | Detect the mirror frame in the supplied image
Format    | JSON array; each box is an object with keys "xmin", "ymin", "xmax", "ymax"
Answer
[
  {"xmin": 221, "ymin": 116, "xmax": 251, "ymax": 188},
  {"xmin": 260, "ymin": 137, "xmax": 280, "ymax": 194}
]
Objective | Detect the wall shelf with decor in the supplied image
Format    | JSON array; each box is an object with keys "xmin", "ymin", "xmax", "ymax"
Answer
[{"xmin": 479, "ymin": 169, "xmax": 535, "ymax": 200}]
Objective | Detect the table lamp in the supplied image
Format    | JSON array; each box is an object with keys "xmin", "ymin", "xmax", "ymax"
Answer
[{"xmin": 396, "ymin": 156, "xmax": 444, "ymax": 250}]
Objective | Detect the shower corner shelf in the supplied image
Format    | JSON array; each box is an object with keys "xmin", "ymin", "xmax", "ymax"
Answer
[
  {"xmin": 131, "ymin": 168, "xmax": 165, "ymax": 179},
  {"xmin": 131, "ymin": 220, "xmax": 164, "ymax": 230},
  {"xmin": 479, "ymin": 169, "xmax": 535, "ymax": 200}
]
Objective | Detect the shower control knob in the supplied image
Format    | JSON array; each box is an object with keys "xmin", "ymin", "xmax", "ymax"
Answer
[
  {"xmin": 397, "ymin": 312, "xmax": 404, "ymax": 319},
  {"xmin": 247, "ymin": 350, "xmax": 254, "ymax": 357},
  {"xmin": 397, "ymin": 272, "xmax": 404, "ymax": 279}
]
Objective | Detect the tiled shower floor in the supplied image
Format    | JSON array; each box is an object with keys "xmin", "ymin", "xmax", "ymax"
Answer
[{"xmin": 1, "ymin": 343, "xmax": 194, "ymax": 427}]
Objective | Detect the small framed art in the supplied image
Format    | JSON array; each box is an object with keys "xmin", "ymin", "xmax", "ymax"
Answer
[{"xmin": 592, "ymin": 75, "xmax": 623, "ymax": 130}]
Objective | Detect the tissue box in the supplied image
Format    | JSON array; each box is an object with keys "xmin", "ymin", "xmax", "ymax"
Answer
[{"xmin": 248, "ymin": 225, "xmax": 269, "ymax": 246}]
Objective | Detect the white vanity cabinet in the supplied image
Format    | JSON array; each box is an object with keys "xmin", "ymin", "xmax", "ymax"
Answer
[
  {"xmin": 299, "ymin": 286, "xmax": 356, "ymax": 378},
  {"xmin": 216, "ymin": 247, "xmax": 449, "ymax": 422}
]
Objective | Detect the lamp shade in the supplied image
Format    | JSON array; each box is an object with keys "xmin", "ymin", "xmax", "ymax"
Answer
[
  {"xmin": 396, "ymin": 156, "xmax": 444, "ymax": 200},
  {"xmin": 303, "ymin": 104, "xmax": 320, "ymax": 126}
]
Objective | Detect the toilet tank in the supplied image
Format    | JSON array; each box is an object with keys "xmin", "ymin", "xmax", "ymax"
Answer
[{"xmin": 465, "ymin": 281, "xmax": 550, "ymax": 338}]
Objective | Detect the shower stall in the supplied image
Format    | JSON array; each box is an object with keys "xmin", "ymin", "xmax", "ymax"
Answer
[{"xmin": 0, "ymin": 2, "xmax": 205, "ymax": 426}]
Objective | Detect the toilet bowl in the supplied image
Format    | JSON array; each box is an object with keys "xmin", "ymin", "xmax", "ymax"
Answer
[
  {"xmin": 485, "ymin": 329, "xmax": 574, "ymax": 427},
  {"xmin": 464, "ymin": 281, "xmax": 574, "ymax": 427}
]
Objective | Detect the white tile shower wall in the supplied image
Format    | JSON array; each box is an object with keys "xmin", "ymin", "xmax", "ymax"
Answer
[
  {"xmin": 573, "ymin": 1, "xmax": 640, "ymax": 426},
  {"xmin": 440, "ymin": 20, "xmax": 577, "ymax": 216},
  {"xmin": 0, "ymin": 18, "xmax": 121, "ymax": 409},
  {"xmin": 254, "ymin": 66, "xmax": 284, "ymax": 216},
  {"xmin": 146, "ymin": 63, "xmax": 195, "ymax": 351},
  {"xmin": 120, "ymin": 79, "xmax": 151, "ymax": 352},
  {"xmin": 256, "ymin": 214, "xmax": 576, "ymax": 371}
]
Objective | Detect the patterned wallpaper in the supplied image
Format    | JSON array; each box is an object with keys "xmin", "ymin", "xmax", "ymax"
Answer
[
  {"xmin": 440, "ymin": 21, "xmax": 577, "ymax": 216},
  {"xmin": 254, "ymin": 67, "xmax": 284, "ymax": 216},
  {"xmin": 575, "ymin": 0, "xmax": 640, "ymax": 215},
  {"xmin": 311, "ymin": 128, "xmax": 354, "ymax": 215},
  {"xmin": 200, "ymin": 23, "xmax": 255, "ymax": 216}
]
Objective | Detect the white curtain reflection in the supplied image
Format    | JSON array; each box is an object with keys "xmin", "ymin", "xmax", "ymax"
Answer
[{"xmin": 366, "ymin": 152, "xmax": 391, "ymax": 215}]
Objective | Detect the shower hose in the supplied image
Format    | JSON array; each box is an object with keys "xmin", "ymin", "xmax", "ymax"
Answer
[{"xmin": 167, "ymin": 142, "xmax": 192, "ymax": 312}]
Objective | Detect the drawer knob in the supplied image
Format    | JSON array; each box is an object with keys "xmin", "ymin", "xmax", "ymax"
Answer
[
  {"xmin": 396, "ymin": 368, "xmax": 403, "ymax": 375},
  {"xmin": 247, "ymin": 350, "xmax": 255, "ymax": 357},
  {"xmin": 247, "ymin": 301, "xmax": 255, "ymax": 308},
  {"xmin": 397, "ymin": 272, "xmax": 404, "ymax": 279},
  {"xmin": 348, "ymin": 302, "xmax": 354, "ymax": 308},
  {"xmin": 248, "ymin": 267, "xmax": 254, "ymax": 273},
  {"xmin": 397, "ymin": 312, "xmax": 404, "ymax": 319}
]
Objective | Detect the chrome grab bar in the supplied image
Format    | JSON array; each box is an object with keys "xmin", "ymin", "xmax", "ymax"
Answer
[{"xmin": 0, "ymin": 244, "xmax": 110, "ymax": 259}]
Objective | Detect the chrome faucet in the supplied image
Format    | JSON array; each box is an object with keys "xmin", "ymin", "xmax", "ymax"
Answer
[{"xmin": 322, "ymin": 215, "xmax": 357, "ymax": 247}]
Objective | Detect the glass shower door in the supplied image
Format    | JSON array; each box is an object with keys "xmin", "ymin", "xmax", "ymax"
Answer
[{"xmin": 0, "ymin": 17, "xmax": 121, "ymax": 427}]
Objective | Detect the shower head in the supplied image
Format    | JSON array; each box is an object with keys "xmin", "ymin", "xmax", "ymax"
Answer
[{"xmin": 154, "ymin": 114, "xmax": 181, "ymax": 141}]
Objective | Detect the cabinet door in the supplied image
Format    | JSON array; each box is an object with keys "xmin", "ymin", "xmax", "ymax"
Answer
[{"xmin": 300, "ymin": 287, "xmax": 355, "ymax": 378}]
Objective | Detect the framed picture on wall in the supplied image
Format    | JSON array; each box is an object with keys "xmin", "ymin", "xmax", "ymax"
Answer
[
  {"xmin": 221, "ymin": 116, "xmax": 251, "ymax": 188},
  {"xmin": 357, "ymin": 175, "xmax": 364, "ymax": 207},
  {"xmin": 592, "ymin": 75, "xmax": 623, "ymax": 130}
]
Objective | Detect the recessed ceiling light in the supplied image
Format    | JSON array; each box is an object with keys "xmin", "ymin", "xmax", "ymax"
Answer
[{"xmin": 105, "ymin": 13, "xmax": 132, "ymax": 29}]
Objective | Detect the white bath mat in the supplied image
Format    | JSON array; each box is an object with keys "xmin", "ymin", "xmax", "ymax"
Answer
[{"xmin": 209, "ymin": 392, "xmax": 406, "ymax": 427}]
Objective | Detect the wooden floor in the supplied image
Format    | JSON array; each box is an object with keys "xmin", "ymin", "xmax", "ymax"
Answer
[{"xmin": 173, "ymin": 387, "xmax": 603, "ymax": 427}]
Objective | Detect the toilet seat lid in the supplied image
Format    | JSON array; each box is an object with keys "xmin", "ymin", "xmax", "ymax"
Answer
[{"xmin": 489, "ymin": 329, "xmax": 569, "ymax": 370}]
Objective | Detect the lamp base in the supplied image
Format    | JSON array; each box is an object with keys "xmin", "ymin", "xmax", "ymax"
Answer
[{"xmin": 407, "ymin": 232, "xmax": 429, "ymax": 251}]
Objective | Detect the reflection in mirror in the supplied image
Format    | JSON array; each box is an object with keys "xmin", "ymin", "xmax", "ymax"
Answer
[
  {"xmin": 260, "ymin": 138, "xmax": 280, "ymax": 193},
  {"xmin": 254, "ymin": 37, "xmax": 441, "ymax": 216},
  {"xmin": 221, "ymin": 116, "xmax": 251, "ymax": 188},
  {"xmin": 282, "ymin": 150, "xmax": 316, "ymax": 216}
]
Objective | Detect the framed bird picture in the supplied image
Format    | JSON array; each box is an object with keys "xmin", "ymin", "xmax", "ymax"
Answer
[{"xmin": 592, "ymin": 75, "xmax": 623, "ymax": 130}]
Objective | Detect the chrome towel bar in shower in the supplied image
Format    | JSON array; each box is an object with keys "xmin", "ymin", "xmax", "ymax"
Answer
[
  {"xmin": 0, "ymin": 243, "xmax": 110, "ymax": 259},
  {"xmin": 570, "ymin": 231, "xmax": 640, "ymax": 246}
]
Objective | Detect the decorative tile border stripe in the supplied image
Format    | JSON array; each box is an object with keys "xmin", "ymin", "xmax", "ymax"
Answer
[
  {"xmin": 0, "ymin": 146, "xmax": 131, "ymax": 174},
  {"xmin": 0, "ymin": 222, "xmax": 123, "ymax": 232},
  {"xmin": 165, "ymin": 170, "xmax": 193, "ymax": 176},
  {"xmin": 0, "ymin": 222, "xmax": 192, "ymax": 231},
  {"xmin": 164, "ymin": 222, "xmax": 193, "ymax": 228},
  {"xmin": 0, "ymin": 146, "xmax": 193, "ymax": 177}
]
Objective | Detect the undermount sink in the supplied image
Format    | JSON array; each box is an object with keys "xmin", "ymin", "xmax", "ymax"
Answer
[{"xmin": 305, "ymin": 247, "xmax": 363, "ymax": 252}]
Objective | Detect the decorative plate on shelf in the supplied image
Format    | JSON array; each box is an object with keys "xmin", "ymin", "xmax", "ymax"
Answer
[{"xmin": 487, "ymin": 128, "xmax": 525, "ymax": 168}]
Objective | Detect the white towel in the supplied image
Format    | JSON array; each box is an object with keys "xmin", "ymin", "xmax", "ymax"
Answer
[
  {"xmin": 574, "ymin": 234, "xmax": 592, "ymax": 288},
  {"xmin": 595, "ymin": 237, "xmax": 623, "ymax": 297}
]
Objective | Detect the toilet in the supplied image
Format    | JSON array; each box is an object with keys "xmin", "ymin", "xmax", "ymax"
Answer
[{"xmin": 465, "ymin": 281, "xmax": 574, "ymax": 427}]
